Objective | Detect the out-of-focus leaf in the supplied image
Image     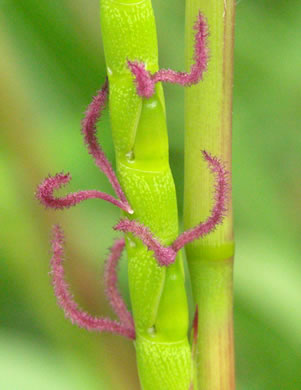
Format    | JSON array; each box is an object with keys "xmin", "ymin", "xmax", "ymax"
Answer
[{"xmin": 0, "ymin": 330, "xmax": 103, "ymax": 390}]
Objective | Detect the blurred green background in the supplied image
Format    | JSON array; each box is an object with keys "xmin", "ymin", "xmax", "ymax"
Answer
[{"xmin": 1, "ymin": 0, "xmax": 301, "ymax": 389}]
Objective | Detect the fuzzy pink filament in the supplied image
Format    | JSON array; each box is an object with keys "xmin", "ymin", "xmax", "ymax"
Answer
[
  {"xmin": 50, "ymin": 225, "xmax": 135, "ymax": 339},
  {"xmin": 127, "ymin": 61, "xmax": 154, "ymax": 99},
  {"xmin": 114, "ymin": 219, "xmax": 177, "ymax": 267},
  {"xmin": 104, "ymin": 239, "xmax": 135, "ymax": 328},
  {"xmin": 81, "ymin": 79, "xmax": 132, "ymax": 213},
  {"xmin": 128, "ymin": 12, "xmax": 208, "ymax": 98},
  {"xmin": 36, "ymin": 172, "xmax": 130, "ymax": 213},
  {"xmin": 172, "ymin": 151, "xmax": 229, "ymax": 252},
  {"xmin": 114, "ymin": 151, "xmax": 228, "ymax": 267}
]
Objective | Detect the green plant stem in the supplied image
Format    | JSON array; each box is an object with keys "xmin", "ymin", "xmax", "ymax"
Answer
[
  {"xmin": 100, "ymin": 1, "xmax": 192, "ymax": 388},
  {"xmin": 184, "ymin": 0, "xmax": 236, "ymax": 389},
  {"xmin": 189, "ymin": 258, "xmax": 235, "ymax": 390}
]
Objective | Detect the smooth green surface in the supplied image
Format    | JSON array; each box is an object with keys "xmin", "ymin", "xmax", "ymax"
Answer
[
  {"xmin": 184, "ymin": 0, "xmax": 235, "ymax": 251},
  {"xmin": 1, "ymin": 1, "xmax": 301, "ymax": 389},
  {"xmin": 189, "ymin": 258, "xmax": 235, "ymax": 389},
  {"xmin": 184, "ymin": 1, "xmax": 235, "ymax": 387}
]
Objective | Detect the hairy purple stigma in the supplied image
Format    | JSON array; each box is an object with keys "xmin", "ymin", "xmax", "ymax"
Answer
[
  {"xmin": 51, "ymin": 225, "xmax": 135, "ymax": 339},
  {"xmin": 128, "ymin": 12, "xmax": 209, "ymax": 98}
]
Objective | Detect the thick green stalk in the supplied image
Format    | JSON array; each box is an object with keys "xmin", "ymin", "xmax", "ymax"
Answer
[
  {"xmin": 100, "ymin": 1, "xmax": 192, "ymax": 388},
  {"xmin": 184, "ymin": 0, "xmax": 236, "ymax": 389}
]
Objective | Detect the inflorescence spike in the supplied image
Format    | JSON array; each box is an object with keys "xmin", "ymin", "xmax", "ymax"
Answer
[{"xmin": 37, "ymin": 11, "xmax": 228, "ymax": 342}]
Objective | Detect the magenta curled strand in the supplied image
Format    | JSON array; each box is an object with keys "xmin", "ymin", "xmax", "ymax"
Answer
[
  {"xmin": 172, "ymin": 151, "xmax": 229, "ymax": 252},
  {"xmin": 128, "ymin": 12, "xmax": 209, "ymax": 98},
  {"xmin": 51, "ymin": 225, "xmax": 135, "ymax": 339},
  {"xmin": 114, "ymin": 219, "xmax": 177, "ymax": 267},
  {"xmin": 36, "ymin": 172, "xmax": 130, "ymax": 213},
  {"xmin": 104, "ymin": 239, "xmax": 135, "ymax": 329},
  {"xmin": 81, "ymin": 79, "xmax": 132, "ymax": 213},
  {"xmin": 113, "ymin": 151, "xmax": 229, "ymax": 267}
]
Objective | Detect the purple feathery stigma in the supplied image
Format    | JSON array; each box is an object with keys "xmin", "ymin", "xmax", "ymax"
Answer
[
  {"xmin": 50, "ymin": 225, "xmax": 136, "ymax": 339},
  {"xmin": 128, "ymin": 12, "xmax": 209, "ymax": 98},
  {"xmin": 172, "ymin": 151, "xmax": 229, "ymax": 252},
  {"xmin": 127, "ymin": 61, "xmax": 155, "ymax": 99},
  {"xmin": 153, "ymin": 12, "xmax": 208, "ymax": 86},
  {"xmin": 81, "ymin": 79, "xmax": 133, "ymax": 214},
  {"xmin": 104, "ymin": 239, "xmax": 135, "ymax": 329},
  {"xmin": 112, "ymin": 151, "xmax": 228, "ymax": 267},
  {"xmin": 113, "ymin": 149, "xmax": 228, "ymax": 265},
  {"xmin": 36, "ymin": 172, "xmax": 131, "ymax": 213},
  {"xmin": 114, "ymin": 219, "xmax": 176, "ymax": 267}
]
